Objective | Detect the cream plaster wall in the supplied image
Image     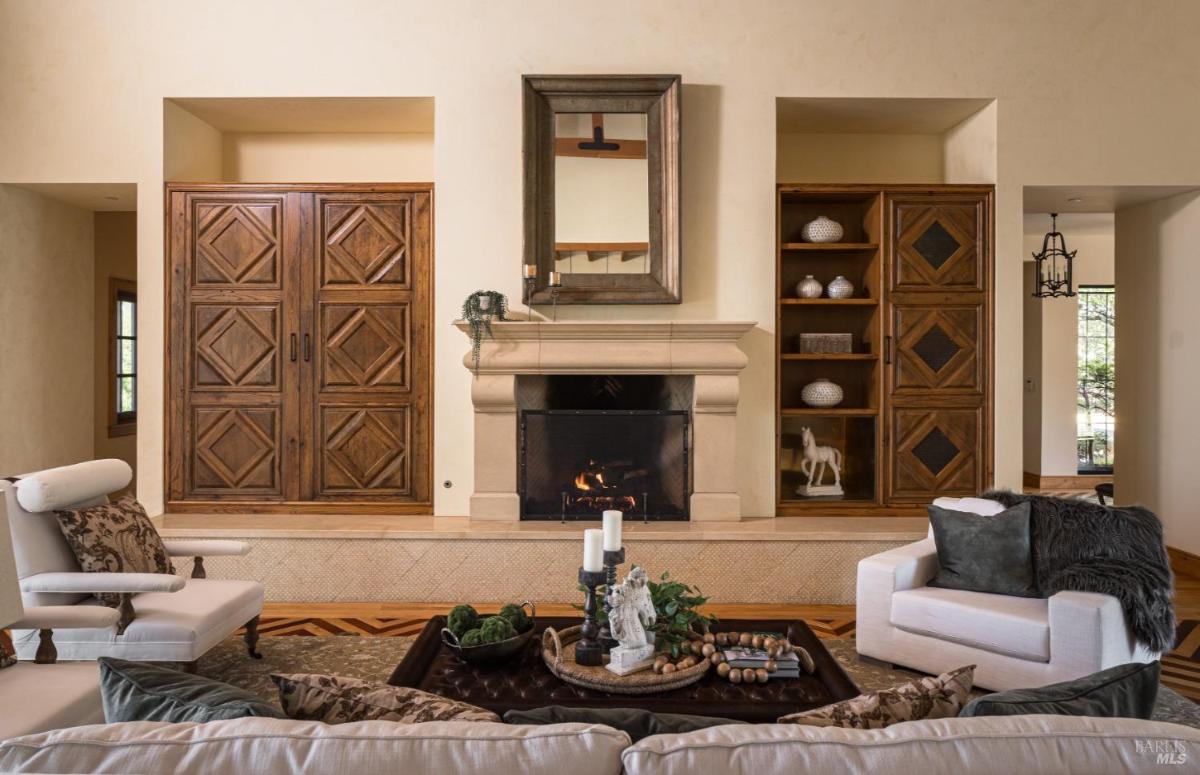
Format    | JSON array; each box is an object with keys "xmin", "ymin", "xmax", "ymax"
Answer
[
  {"xmin": 1115, "ymin": 191, "xmax": 1200, "ymax": 554},
  {"xmin": 3, "ymin": 1, "xmax": 1200, "ymax": 517},
  {"xmin": 92, "ymin": 211, "xmax": 138, "ymax": 487},
  {"xmin": 776, "ymin": 133, "xmax": 944, "ymax": 183},
  {"xmin": 163, "ymin": 101, "xmax": 223, "ymax": 182},
  {"xmin": 221, "ymin": 132, "xmax": 435, "ymax": 182},
  {"xmin": 1021, "ymin": 214, "xmax": 1114, "ymax": 477},
  {"xmin": 0, "ymin": 185, "xmax": 94, "ymax": 474}
]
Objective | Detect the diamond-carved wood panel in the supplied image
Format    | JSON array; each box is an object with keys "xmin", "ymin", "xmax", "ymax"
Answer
[
  {"xmin": 319, "ymin": 407, "xmax": 410, "ymax": 496},
  {"xmin": 892, "ymin": 202, "xmax": 983, "ymax": 291},
  {"xmin": 321, "ymin": 201, "xmax": 409, "ymax": 287},
  {"xmin": 892, "ymin": 306, "xmax": 981, "ymax": 392},
  {"xmin": 889, "ymin": 408, "xmax": 980, "ymax": 500},
  {"xmin": 193, "ymin": 305, "xmax": 280, "ymax": 389},
  {"xmin": 321, "ymin": 304, "xmax": 409, "ymax": 390},
  {"xmin": 193, "ymin": 202, "xmax": 281, "ymax": 286},
  {"xmin": 191, "ymin": 407, "xmax": 280, "ymax": 495}
]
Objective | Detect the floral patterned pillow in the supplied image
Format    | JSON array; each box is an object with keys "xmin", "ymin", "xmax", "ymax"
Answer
[
  {"xmin": 778, "ymin": 665, "xmax": 975, "ymax": 729},
  {"xmin": 54, "ymin": 495, "xmax": 174, "ymax": 606},
  {"xmin": 271, "ymin": 673, "xmax": 500, "ymax": 724},
  {"xmin": 0, "ymin": 630, "xmax": 16, "ymax": 669}
]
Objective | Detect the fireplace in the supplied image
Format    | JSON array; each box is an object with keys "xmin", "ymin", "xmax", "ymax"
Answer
[{"xmin": 518, "ymin": 376, "xmax": 691, "ymax": 520}]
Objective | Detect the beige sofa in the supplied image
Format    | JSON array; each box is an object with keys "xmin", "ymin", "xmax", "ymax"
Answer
[{"xmin": 0, "ymin": 715, "xmax": 1195, "ymax": 774}]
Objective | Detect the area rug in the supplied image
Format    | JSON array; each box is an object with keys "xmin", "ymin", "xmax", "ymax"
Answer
[{"xmin": 199, "ymin": 632, "xmax": 1200, "ymax": 729}]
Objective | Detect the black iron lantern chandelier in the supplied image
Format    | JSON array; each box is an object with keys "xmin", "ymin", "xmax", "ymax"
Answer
[{"xmin": 1032, "ymin": 213, "xmax": 1077, "ymax": 298}]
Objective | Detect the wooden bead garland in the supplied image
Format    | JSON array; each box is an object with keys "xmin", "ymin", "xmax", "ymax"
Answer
[{"xmin": 647, "ymin": 630, "xmax": 815, "ymax": 684}]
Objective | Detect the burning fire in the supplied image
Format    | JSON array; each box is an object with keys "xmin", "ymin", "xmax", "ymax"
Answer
[{"xmin": 569, "ymin": 459, "xmax": 642, "ymax": 512}]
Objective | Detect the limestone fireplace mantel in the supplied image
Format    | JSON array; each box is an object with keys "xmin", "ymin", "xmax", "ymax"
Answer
[{"xmin": 454, "ymin": 320, "xmax": 756, "ymax": 522}]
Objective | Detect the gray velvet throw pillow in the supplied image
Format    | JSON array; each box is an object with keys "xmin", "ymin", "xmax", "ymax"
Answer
[
  {"xmin": 959, "ymin": 661, "xmax": 1160, "ymax": 719},
  {"xmin": 100, "ymin": 657, "xmax": 285, "ymax": 723},
  {"xmin": 927, "ymin": 502, "xmax": 1038, "ymax": 597},
  {"xmin": 504, "ymin": 705, "xmax": 744, "ymax": 741}
]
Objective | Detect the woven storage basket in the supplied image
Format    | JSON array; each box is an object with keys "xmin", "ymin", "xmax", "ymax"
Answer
[{"xmin": 541, "ymin": 625, "xmax": 709, "ymax": 694}]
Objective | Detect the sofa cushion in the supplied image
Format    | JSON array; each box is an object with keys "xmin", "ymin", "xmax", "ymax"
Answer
[
  {"xmin": 99, "ymin": 657, "xmax": 284, "ymax": 723},
  {"xmin": 960, "ymin": 661, "xmax": 1161, "ymax": 720},
  {"xmin": 0, "ymin": 718, "xmax": 630, "ymax": 775},
  {"xmin": 504, "ymin": 705, "xmax": 744, "ymax": 742},
  {"xmin": 891, "ymin": 586, "xmax": 1051, "ymax": 661},
  {"xmin": 778, "ymin": 665, "xmax": 973, "ymax": 729},
  {"xmin": 621, "ymin": 715, "xmax": 1200, "ymax": 775},
  {"xmin": 53, "ymin": 495, "xmax": 174, "ymax": 606},
  {"xmin": 272, "ymin": 673, "xmax": 500, "ymax": 724},
  {"xmin": 10, "ymin": 578, "xmax": 264, "ymax": 662},
  {"xmin": 928, "ymin": 502, "xmax": 1038, "ymax": 597},
  {"xmin": 0, "ymin": 662, "xmax": 105, "ymax": 741}
]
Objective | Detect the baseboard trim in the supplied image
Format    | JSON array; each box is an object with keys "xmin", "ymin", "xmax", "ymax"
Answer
[
  {"xmin": 1022, "ymin": 472, "xmax": 1111, "ymax": 490},
  {"xmin": 1169, "ymin": 546, "xmax": 1200, "ymax": 580}
]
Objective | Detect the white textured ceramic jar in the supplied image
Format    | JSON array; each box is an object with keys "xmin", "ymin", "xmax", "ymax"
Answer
[
  {"xmin": 827, "ymin": 275, "xmax": 854, "ymax": 299},
  {"xmin": 802, "ymin": 216, "xmax": 844, "ymax": 243},
  {"xmin": 801, "ymin": 378, "xmax": 844, "ymax": 407},
  {"xmin": 796, "ymin": 275, "xmax": 823, "ymax": 299}
]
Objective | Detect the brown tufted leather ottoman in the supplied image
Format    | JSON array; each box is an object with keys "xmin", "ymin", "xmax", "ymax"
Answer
[{"xmin": 388, "ymin": 617, "xmax": 859, "ymax": 723}]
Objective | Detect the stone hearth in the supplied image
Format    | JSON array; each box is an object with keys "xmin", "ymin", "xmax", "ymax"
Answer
[{"xmin": 454, "ymin": 321, "xmax": 755, "ymax": 521}]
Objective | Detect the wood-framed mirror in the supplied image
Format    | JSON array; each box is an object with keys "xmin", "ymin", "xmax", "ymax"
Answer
[{"xmin": 523, "ymin": 74, "xmax": 681, "ymax": 304}]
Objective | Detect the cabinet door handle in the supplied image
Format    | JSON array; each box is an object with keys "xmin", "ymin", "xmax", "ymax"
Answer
[
  {"xmin": 303, "ymin": 333, "xmax": 311, "ymax": 362},
  {"xmin": 290, "ymin": 334, "xmax": 297, "ymax": 362},
  {"xmin": 884, "ymin": 335, "xmax": 893, "ymax": 364}
]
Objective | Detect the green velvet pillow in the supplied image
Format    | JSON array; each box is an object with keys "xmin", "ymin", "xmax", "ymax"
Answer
[
  {"xmin": 927, "ymin": 501, "xmax": 1038, "ymax": 597},
  {"xmin": 503, "ymin": 705, "xmax": 744, "ymax": 742},
  {"xmin": 100, "ymin": 657, "xmax": 285, "ymax": 723},
  {"xmin": 959, "ymin": 661, "xmax": 1161, "ymax": 720}
]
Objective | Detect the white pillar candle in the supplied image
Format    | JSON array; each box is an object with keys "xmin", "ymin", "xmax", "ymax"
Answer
[
  {"xmin": 602, "ymin": 510, "xmax": 623, "ymax": 551},
  {"xmin": 583, "ymin": 529, "xmax": 604, "ymax": 572}
]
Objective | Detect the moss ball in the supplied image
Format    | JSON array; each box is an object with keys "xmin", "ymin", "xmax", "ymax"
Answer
[
  {"xmin": 447, "ymin": 604, "xmax": 480, "ymax": 638},
  {"xmin": 479, "ymin": 616, "xmax": 518, "ymax": 644},
  {"xmin": 459, "ymin": 628, "xmax": 486, "ymax": 648},
  {"xmin": 497, "ymin": 603, "xmax": 531, "ymax": 633}
]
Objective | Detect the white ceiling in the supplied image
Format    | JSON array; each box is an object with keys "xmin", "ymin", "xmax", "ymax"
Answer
[
  {"xmin": 8, "ymin": 183, "xmax": 137, "ymax": 211},
  {"xmin": 776, "ymin": 97, "xmax": 993, "ymax": 134},
  {"xmin": 1023, "ymin": 185, "xmax": 1200, "ymax": 213},
  {"xmin": 168, "ymin": 97, "xmax": 435, "ymax": 134}
]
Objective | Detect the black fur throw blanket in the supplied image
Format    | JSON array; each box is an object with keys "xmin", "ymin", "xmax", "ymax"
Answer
[{"xmin": 984, "ymin": 490, "xmax": 1175, "ymax": 653}]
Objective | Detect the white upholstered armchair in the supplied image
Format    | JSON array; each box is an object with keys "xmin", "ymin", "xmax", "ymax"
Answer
[
  {"xmin": 2, "ymin": 460, "xmax": 264, "ymax": 666},
  {"xmin": 856, "ymin": 497, "xmax": 1158, "ymax": 692}
]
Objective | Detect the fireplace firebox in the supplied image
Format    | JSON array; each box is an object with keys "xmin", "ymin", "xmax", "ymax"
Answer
[{"xmin": 518, "ymin": 376, "xmax": 691, "ymax": 521}]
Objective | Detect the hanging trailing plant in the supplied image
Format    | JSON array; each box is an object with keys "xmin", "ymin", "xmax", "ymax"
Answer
[{"xmin": 462, "ymin": 290, "xmax": 509, "ymax": 374}]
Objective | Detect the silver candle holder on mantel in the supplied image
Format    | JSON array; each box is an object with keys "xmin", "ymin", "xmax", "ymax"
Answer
[{"xmin": 547, "ymin": 271, "xmax": 562, "ymax": 321}]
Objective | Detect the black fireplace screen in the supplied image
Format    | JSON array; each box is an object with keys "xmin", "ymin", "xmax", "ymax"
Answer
[{"xmin": 519, "ymin": 409, "xmax": 689, "ymax": 520}]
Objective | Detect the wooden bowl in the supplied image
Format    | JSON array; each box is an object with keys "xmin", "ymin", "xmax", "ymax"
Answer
[{"xmin": 441, "ymin": 601, "xmax": 536, "ymax": 666}]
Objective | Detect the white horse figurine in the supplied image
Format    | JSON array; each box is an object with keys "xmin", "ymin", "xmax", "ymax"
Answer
[
  {"xmin": 799, "ymin": 426, "xmax": 842, "ymax": 488},
  {"xmin": 607, "ymin": 567, "xmax": 656, "ymax": 650}
]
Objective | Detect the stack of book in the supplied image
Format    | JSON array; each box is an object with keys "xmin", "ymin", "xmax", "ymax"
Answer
[{"xmin": 721, "ymin": 646, "xmax": 802, "ymax": 678}]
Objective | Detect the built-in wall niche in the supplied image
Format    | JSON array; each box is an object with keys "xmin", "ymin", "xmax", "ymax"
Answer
[
  {"xmin": 163, "ymin": 97, "xmax": 435, "ymax": 183},
  {"xmin": 775, "ymin": 97, "xmax": 996, "ymax": 184}
]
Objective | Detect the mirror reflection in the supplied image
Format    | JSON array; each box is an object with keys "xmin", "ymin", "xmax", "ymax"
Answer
[{"xmin": 554, "ymin": 112, "xmax": 650, "ymax": 275}]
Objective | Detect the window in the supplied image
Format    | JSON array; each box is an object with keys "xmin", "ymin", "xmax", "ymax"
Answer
[
  {"xmin": 1077, "ymin": 285, "xmax": 1114, "ymax": 473},
  {"xmin": 110, "ymin": 279, "xmax": 136, "ymax": 436}
]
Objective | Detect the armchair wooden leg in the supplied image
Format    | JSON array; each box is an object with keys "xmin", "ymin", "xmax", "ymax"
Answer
[
  {"xmin": 244, "ymin": 615, "xmax": 263, "ymax": 659},
  {"xmin": 191, "ymin": 556, "xmax": 206, "ymax": 579},
  {"xmin": 34, "ymin": 628, "xmax": 57, "ymax": 664},
  {"xmin": 179, "ymin": 660, "xmax": 198, "ymax": 674},
  {"xmin": 116, "ymin": 593, "xmax": 135, "ymax": 636}
]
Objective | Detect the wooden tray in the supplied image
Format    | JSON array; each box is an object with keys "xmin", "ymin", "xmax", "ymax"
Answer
[{"xmin": 541, "ymin": 625, "xmax": 709, "ymax": 695}]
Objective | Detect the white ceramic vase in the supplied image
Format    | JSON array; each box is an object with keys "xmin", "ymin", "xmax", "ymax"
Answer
[
  {"xmin": 802, "ymin": 216, "xmax": 844, "ymax": 243},
  {"xmin": 801, "ymin": 378, "xmax": 844, "ymax": 407},
  {"xmin": 826, "ymin": 275, "xmax": 854, "ymax": 299},
  {"xmin": 795, "ymin": 275, "xmax": 823, "ymax": 299}
]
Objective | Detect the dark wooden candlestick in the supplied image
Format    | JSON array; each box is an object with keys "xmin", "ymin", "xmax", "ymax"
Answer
[
  {"xmin": 577, "ymin": 567, "xmax": 607, "ymax": 666},
  {"xmin": 599, "ymin": 547, "xmax": 625, "ymax": 650}
]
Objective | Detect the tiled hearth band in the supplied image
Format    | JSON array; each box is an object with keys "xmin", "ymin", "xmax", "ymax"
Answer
[{"xmin": 454, "ymin": 321, "xmax": 756, "ymax": 521}]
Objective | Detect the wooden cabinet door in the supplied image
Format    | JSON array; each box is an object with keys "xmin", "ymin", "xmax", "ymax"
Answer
[
  {"xmin": 884, "ymin": 188, "xmax": 992, "ymax": 503},
  {"xmin": 888, "ymin": 406, "xmax": 982, "ymax": 501},
  {"xmin": 168, "ymin": 191, "xmax": 302, "ymax": 501},
  {"xmin": 305, "ymin": 192, "xmax": 432, "ymax": 505},
  {"xmin": 889, "ymin": 196, "xmax": 987, "ymax": 293}
]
